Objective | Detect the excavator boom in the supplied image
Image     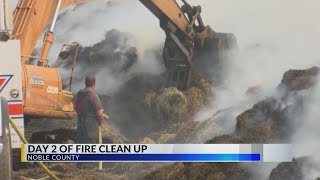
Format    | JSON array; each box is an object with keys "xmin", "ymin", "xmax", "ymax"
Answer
[
  {"xmin": 11, "ymin": 0, "xmax": 90, "ymax": 63},
  {"xmin": 139, "ymin": 0, "xmax": 194, "ymax": 40}
]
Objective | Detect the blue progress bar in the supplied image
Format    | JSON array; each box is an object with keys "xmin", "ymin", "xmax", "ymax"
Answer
[{"xmin": 28, "ymin": 154, "xmax": 261, "ymax": 162}]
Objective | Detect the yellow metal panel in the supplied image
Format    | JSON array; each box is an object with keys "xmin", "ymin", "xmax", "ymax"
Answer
[
  {"xmin": 24, "ymin": 65, "xmax": 59, "ymax": 110},
  {"xmin": 153, "ymin": 0, "xmax": 189, "ymax": 29},
  {"xmin": 140, "ymin": 0, "xmax": 193, "ymax": 39},
  {"xmin": 23, "ymin": 65, "xmax": 75, "ymax": 119}
]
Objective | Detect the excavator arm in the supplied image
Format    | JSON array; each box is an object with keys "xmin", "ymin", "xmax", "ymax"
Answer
[
  {"xmin": 139, "ymin": 0, "xmax": 237, "ymax": 89},
  {"xmin": 140, "ymin": 0, "xmax": 214, "ymax": 88},
  {"xmin": 11, "ymin": 0, "xmax": 90, "ymax": 64},
  {"xmin": 140, "ymin": 0, "xmax": 214, "ymax": 47},
  {"xmin": 140, "ymin": 0, "xmax": 194, "ymax": 40}
]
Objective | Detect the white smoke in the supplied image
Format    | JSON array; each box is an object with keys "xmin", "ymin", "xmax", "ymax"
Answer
[
  {"xmin": 191, "ymin": 1, "xmax": 320, "ymax": 125},
  {"xmin": 16, "ymin": 0, "xmax": 320, "ymax": 96},
  {"xmin": 192, "ymin": 0, "xmax": 320, "ymax": 108},
  {"xmin": 48, "ymin": 0, "xmax": 165, "ymax": 94},
  {"xmin": 290, "ymin": 77, "xmax": 320, "ymax": 180},
  {"xmin": 29, "ymin": 0, "xmax": 320, "ymax": 178},
  {"xmin": 51, "ymin": 0, "xmax": 163, "ymax": 58},
  {"xmin": 188, "ymin": 0, "xmax": 320, "ymax": 179}
]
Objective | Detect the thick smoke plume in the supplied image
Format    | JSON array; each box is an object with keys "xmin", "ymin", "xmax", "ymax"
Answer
[
  {"xmin": 57, "ymin": 29, "xmax": 138, "ymax": 93},
  {"xmin": 31, "ymin": 0, "xmax": 320, "ymax": 178},
  {"xmin": 50, "ymin": 0, "xmax": 163, "ymax": 57},
  {"xmin": 290, "ymin": 77, "xmax": 320, "ymax": 180},
  {"xmin": 187, "ymin": 1, "xmax": 320, "ymax": 129},
  {"xmin": 190, "ymin": 0, "xmax": 320, "ymax": 108},
  {"xmin": 188, "ymin": 0, "xmax": 320, "ymax": 179},
  {"xmin": 51, "ymin": 0, "xmax": 165, "ymax": 95}
]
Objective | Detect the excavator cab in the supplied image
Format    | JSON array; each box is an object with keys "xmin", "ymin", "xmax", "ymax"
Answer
[
  {"xmin": 7, "ymin": 0, "xmax": 91, "ymax": 120},
  {"xmin": 22, "ymin": 43, "xmax": 79, "ymax": 119},
  {"xmin": 52, "ymin": 43, "xmax": 79, "ymax": 92}
]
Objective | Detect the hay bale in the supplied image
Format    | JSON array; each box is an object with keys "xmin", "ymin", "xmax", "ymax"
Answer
[
  {"xmin": 236, "ymin": 98, "xmax": 280, "ymax": 136},
  {"xmin": 156, "ymin": 133, "xmax": 176, "ymax": 143},
  {"xmin": 269, "ymin": 157, "xmax": 314, "ymax": 180},
  {"xmin": 143, "ymin": 163, "xmax": 186, "ymax": 180},
  {"xmin": 242, "ymin": 122, "xmax": 273, "ymax": 143},
  {"xmin": 195, "ymin": 78, "xmax": 211, "ymax": 94},
  {"xmin": 156, "ymin": 87, "xmax": 188, "ymax": 124},
  {"xmin": 235, "ymin": 109, "xmax": 257, "ymax": 135},
  {"xmin": 208, "ymin": 172, "xmax": 226, "ymax": 180},
  {"xmin": 187, "ymin": 163, "xmax": 217, "ymax": 179},
  {"xmin": 280, "ymin": 66, "xmax": 319, "ymax": 91},
  {"xmin": 139, "ymin": 138, "xmax": 155, "ymax": 144},
  {"xmin": 207, "ymin": 134, "xmax": 244, "ymax": 144},
  {"xmin": 175, "ymin": 121, "xmax": 199, "ymax": 142},
  {"xmin": 245, "ymin": 85, "xmax": 262, "ymax": 96},
  {"xmin": 101, "ymin": 121, "xmax": 124, "ymax": 144},
  {"xmin": 144, "ymin": 162, "xmax": 248, "ymax": 180},
  {"xmin": 189, "ymin": 117, "xmax": 223, "ymax": 143},
  {"xmin": 144, "ymin": 91, "xmax": 157, "ymax": 109},
  {"xmin": 184, "ymin": 87, "xmax": 205, "ymax": 115}
]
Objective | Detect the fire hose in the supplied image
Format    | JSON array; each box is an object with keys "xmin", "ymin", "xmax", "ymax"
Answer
[
  {"xmin": 99, "ymin": 114, "xmax": 110, "ymax": 170},
  {"xmin": 8, "ymin": 114, "xmax": 110, "ymax": 178},
  {"xmin": 8, "ymin": 117, "xmax": 60, "ymax": 180}
]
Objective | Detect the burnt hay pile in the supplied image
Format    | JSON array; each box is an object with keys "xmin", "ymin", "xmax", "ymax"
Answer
[
  {"xmin": 269, "ymin": 157, "xmax": 320, "ymax": 180},
  {"xmin": 143, "ymin": 67, "xmax": 320, "ymax": 180},
  {"xmin": 107, "ymin": 79, "xmax": 212, "ymax": 142},
  {"xmin": 209, "ymin": 66, "xmax": 319, "ymax": 144},
  {"xmin": 57, "ymin": 29, "xmax": 138, "ymax": 90},
  {"xmin": 23, "ymin": 24, "xmax": 320, "ymax": 179},
  {"xmin": 55, "ymin": 27, "xmax": 216, "ymax": 142}
]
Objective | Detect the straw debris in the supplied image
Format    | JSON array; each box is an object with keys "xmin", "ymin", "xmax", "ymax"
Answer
[{"xmin": 156, "ymin": 87, "xmax": 188, "ymax": 124}]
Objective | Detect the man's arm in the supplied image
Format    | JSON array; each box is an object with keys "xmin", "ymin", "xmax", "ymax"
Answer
[
  {"xmin": 97, "ymin": 109, "xmax": 104, "ymax": 125},
  {"xmin": 91, "ymin": 94, "xmax": 104, "ymax": 125}
]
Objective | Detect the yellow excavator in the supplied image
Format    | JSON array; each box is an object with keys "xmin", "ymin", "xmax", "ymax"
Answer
[
  {"xmin": 1, "ymin": 1, "xmax": 90, "ymax": 177},
  {"xmin": 1, "ymin": 0, "xmax": 237, "ymax": 121},
  {"xmin": 1, "ymin": 0, "xmax": 90, "ymax": 121}
]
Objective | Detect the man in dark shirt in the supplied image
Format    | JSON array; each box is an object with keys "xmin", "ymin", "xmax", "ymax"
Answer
[{"xmin": 75, "ymin": 75, "xmax": 104, "ymax": 144}]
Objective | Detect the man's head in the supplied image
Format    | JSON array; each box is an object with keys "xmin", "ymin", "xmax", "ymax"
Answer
[{"xmin": 85, "ymin": 75, "xmax": 96, "ymax": 88}]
